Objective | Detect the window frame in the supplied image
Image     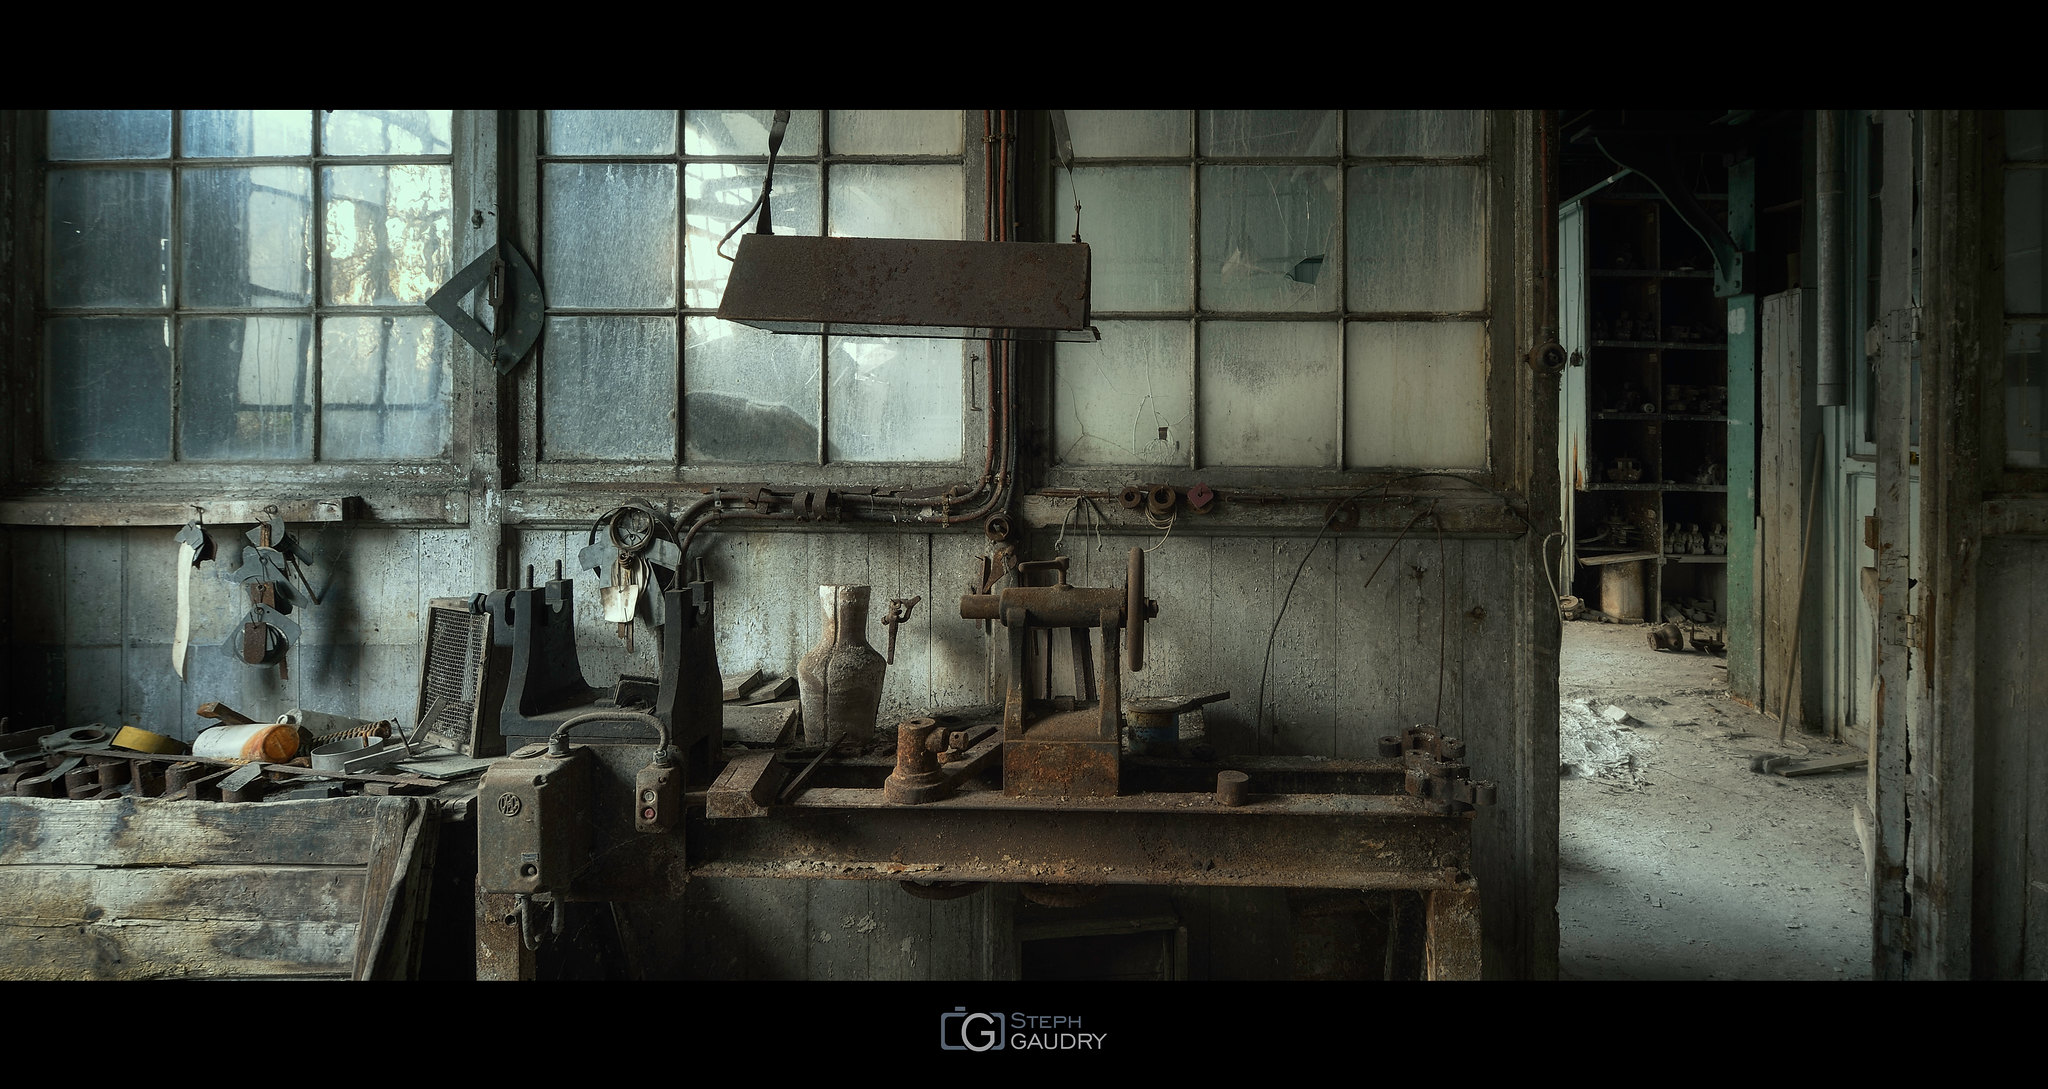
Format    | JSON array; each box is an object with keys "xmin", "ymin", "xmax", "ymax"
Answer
[
  {"xmin": 1030, "ymin": 109, "xmax": 1522, "ymax": 499},
  {"xmin": 3, "ymin": 109, "xmax": 485, "ymax": 506}
]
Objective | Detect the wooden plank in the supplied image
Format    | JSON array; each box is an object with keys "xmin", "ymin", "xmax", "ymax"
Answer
[
  {"xmin": 1726, "ymin": 289, "xmax": 1762, "ymax": 703},
  {"xmin": 1269, "ymin": 535, "xmax": 1336, "ymax": 756},
  {"xmin": 1424, "ymin": 887, "xmax": 1482, "ymax": 980},
  {"xmin": 0, "ymin": 796, "xmax": 402, "ymax": 868},
  {"xmin": 353, "ymin": 796, "xmax": 436, "ymax": 981},
  {"xmin": 0, "ymin": 865, "xmax": 365, "ymax": 979}
]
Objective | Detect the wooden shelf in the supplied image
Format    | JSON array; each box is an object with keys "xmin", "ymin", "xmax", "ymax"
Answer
[{"xmin": 1668, "ymin": 554, "xmax": 1729, "ymax": 563}]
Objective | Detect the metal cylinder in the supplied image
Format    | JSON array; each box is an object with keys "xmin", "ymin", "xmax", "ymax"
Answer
[
  {"xmin": 131, "ymin": 761, "xmax": 166, "ymax": 798},
  {"xmin": 193, "ymin": 723, "xmax": 303, "ymax": 763},
  {"xmin": 884, "ymin": 718, "xmax": 947, "ymax": 804},
  {"xmin": 92, "ymin": 756, "xmax": 130, "ymax": 790},
  {"xmin": 65, "ymin": 766, "xmax": 99, "ymax": 799},
  {"xmin": 1127, "ymin": 710, "xmax": 1177, "ymax": 757},
  {"xmin": 1216, "ymin": 770, "xmax": 1249, "ymax": 807},
  {"xmin": 164, "ymin": 761, "xmax": 204, "ymax": 794}
]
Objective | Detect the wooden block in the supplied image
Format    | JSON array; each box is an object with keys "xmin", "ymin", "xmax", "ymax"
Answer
[
  {"xmin": 723, "ymin": 701, "xmax": 799, "ymax": 746},
  {"xmin": 708, "ymin": 751, "xmax": 786, "ymax": 818}
]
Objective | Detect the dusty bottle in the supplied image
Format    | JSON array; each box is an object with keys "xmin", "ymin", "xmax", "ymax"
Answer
[{"xmin": 797, "ymin": 585, "xmax": 888, "ymax": 749}]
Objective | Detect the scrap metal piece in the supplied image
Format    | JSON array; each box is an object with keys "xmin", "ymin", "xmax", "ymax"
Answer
[{"xmin": 427, "ymin": 242, "xmax": 546, "ymax": 375}]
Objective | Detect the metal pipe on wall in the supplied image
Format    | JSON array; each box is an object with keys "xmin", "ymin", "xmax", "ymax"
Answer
[{"xmin": 1816, "ymin": 110, "xmax": 1847, "ymax": 407}]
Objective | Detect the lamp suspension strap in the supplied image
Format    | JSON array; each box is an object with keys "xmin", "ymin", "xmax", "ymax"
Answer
[{"xmin": 718, "ymin": 109, "xmax": 792, "ymax": 260}]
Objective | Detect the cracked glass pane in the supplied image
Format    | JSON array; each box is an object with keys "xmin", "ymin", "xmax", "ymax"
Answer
[
  {"xmin": 44, "ymin": 317, "xmax": 171, "ymax": 460},
  {"xmin": 1344, "ymin": 321, "xmax": 1487, "ymax": 469},
  {"xmin": 1064, "ymin": 111, "xmax": 1190, "ymax": 158},
  {"xmin": 547, "ymin": 110, "xmax": 677, "ymax": 155},
  {"xmin": 542, "ymin": 162, "xmax": 678, "ymax": 308},
  {"xmin": 685, "ymin": 162, "xmax": 819, "ymax": 309},
  {"xmin": 1199, "ymin": 110, "xmax": 1338, "ymax": 158},
  {"xmin": 540, "ymin": 316, "xmax": 678, "ymax": 462},
  {"xmin": 1200, "ymin": 165, "xmax": 1340, "ymax": 313},
  {"xmin": 322, "ymin": 165, "xmax": 453, "ymax": 306},
  {"xmin": 1198, "ymin": 321, "xmax": 1339, "ymax": 466},
  {"xmin": 2007, "ymin": 168, "xmax": 2044, "ymax": 314},
  {"xmin": 685, "ymin": 110, "xmax": 822, "ymax": 157},
  {"xmin": 1348, "ymin": 111, "xmax": 1486, "ymax": 158},
  {"xmin": 825, "ymin": 337, "xmax": 962, "ymax": 463},
  {"xmin": 180, "ymin": 316, "xmax": 311, "ymax": 460},
  {"xmin": 1347, "ymin": 164, "xmax": 1486, "ymax": 313},
  {"xmin": 685, "ymin": 317, "xmax": 819, "ymax": 464},
  {"xmin": 828, "ymin": 164, "xmax": 963, "ymax": 239},
  {"xmin": 1053, "ymin": 320, "xmax": 1193, "ymax": 466},
  {"xmin": 1054, "ymin": 165, "xmax": 1190, "ymax": 311}
]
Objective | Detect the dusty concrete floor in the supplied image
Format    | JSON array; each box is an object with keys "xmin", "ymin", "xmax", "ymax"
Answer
[{"xmin": 1558, "ymin": 620, "xmax": 1873, "ymax": 980}]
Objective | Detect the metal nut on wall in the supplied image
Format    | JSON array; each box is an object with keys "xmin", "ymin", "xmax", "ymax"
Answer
[
  {"xmin": 1146, "ymin": 485, "xmax": 1177, "ymax": 517},
  {"xmin": 1119, "ymin": 486, "xmax": 1146, "ymax": 510}
]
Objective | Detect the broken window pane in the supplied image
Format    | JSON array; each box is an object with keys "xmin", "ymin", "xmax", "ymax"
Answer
[
  {"xmin": 180, "ymin": 166, "xmax": 313, "ymax": 308},
  {"xmin": 1054, "ymin": 165, "xmax": 1190, "ymax": 311},
  {"xmin": 1200, "ymin": 165, "xmax": 1340, "ymax": 313},
  {"xmin": 1199, "ymin": 110, "xmax": 1338, "ymax": 158},
  {"xmin": 183, "ymin": 110, "xmax": 312, "ymax": 158},
  {"xmin": 321, "ymin": 316, "xmax": 452, "ymax": 460},
  {"xmin": 1347, "ymin": 164, "xmax": 1487, "ymax": 313},
  {"xmin": 542, "ymin": 162, "xmax": 679, "ymax": 308},
  {"xmin": 828, "ymin": 111, "xmax": 960, "ymax": 156},
  {"xmin": 684, "ymin": 317, "xmax": 820, "ymax": 464},
  {"xmin": 1198, "ymin": 321, "xmax": 1339, "ymax": 466},
  {"xmin": 323, "ymin": 165, "xmax": 453, "ymax": 306},
  {"xmin": 49, "ymin": 110, "xmax": 170, "ymax": 160},
  {"xmin": 1064, "ymin": 111, "xmax": 1191, "ymax": 158},
  {"xmin": 1053, "ymin": 320, "xmax": 1193, "ymax": 467},
  {"xmin": 321, "ymin": 110, "xmax": 451, "ymax": 156},
  {"xmin": 828, "ymin": 164, "xmax": 963, "ymax": 239},
  {"xmin": 44, "ymin": 317, "xmax": 171, "ymax": 460},
  {"xmin": 179, "ymin": 316, "xmax": 312, "ymax": 460},
  {"xmin": 825, "ymin": 337, "xmax": 963, "ymax": 463},
  {"xmin": 1348, "ymin": 111, "xmax": 1486, "ymax": 158},
  {"xmin": 547, "ymin": 110, "xmax": 677, "ymax": 156},
  {"xmin": 684, "ymin": 162, "xmax": 820, "ymax": 309},
  {"xmin": 47, "ymin": 168, "xmax": 171, "ymax": 309},
  {"xmin": 540, "ymin": 316, "xmax": 679, "ymax": 462},
  {"xmin": 685, "ymin": 110, "xmax": 822, "ymax": 157},
  {"xmin": 1344, "ymin": 320, "xmax": 1487, "ymax": 469}
]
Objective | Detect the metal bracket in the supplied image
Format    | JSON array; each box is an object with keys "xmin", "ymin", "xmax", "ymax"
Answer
[
  {"xmin": 427, "ymin": 242, "xmax": 545, "ymax": 375},
  {"xmin": 1881, "ymin": 611, "xmax": 1920, "ymax": 648}
]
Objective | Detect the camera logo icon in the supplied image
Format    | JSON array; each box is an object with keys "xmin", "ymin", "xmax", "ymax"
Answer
[{"xmin": 940, "ymin": 1007, "xmax": 1005, "ymax": 1051}]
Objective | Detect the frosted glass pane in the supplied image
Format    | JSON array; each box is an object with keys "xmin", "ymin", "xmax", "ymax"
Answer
[
  {"xmin": 45, "ymin": 318, "xmax": 171, "ymax": 460},
  {"xmin": 1348, "ymin": 111, "xmax": 1486, "ymax": 157},
  {"xmin": 826, "ymin": 337, "xmax": 962, "ymax": 462},
  {"xmin": 321, "ymin": 110, "xmax": 452, "ymax": 155},
  {"xmin": 828, "ymin": 111, "xmax": 960, "ymax": 155},
  {"xmin": 323, "ymin": 165, "xmax": 453, "ymax": 305},
  {"xmin": 181, "ymin": 166, "xmax": 313, "ymax": 308},
  {"xmin": 47, "ymin": 169, "xmax": 172, "ymax": 308},
  {"xmin": 184, "ymin": 111, "xmax": 312, "ymax": 157},
  {"xmin": 1053, "ymin": 320, "xmax": 1193, "ymax": 466},
  {"xmin": 684, "ymin": 317, "xmax": 819, "ymax": 463},
  {"xmin": 1348, "ymin": 165, "xmax": 1487, "ymax": 312},
  {"xmin": 2010, "ymin": 111, "xmax": 2047, "ymax": 161},
  {"xmin": 1197, "ymin": 321, "xmax": 1339, "ymax": 467},
  {"xmin": 828, "ymin": 165, "xmax": 962, "ymax": 240},
  {"xmin": 1065, "ymin": 111, "xmax": 1190, "ymax": 158},
  {"xmin": 321, "ymin": 316, "xmax": 452, "ymax": 460},
  {"xmin": 1053, "ymin": 166, "xmax": 1188, "ymax": 312},
  {"xmin": 1344, "ymin": 321, "xmax": 1487, "ymax": 469},
  {"xmin": 179, "ymin": 316, "xmax": 311, "ymax": 460},
  {"xmin": 1200, "ymin": 165, "xmax": 1340, "ymax": 312},
  {"xmin": 685, "ymin": 110, "xmax": 822, "ymax": 157},
  {"xmin": 2007, "ymin": 169, "xmax": 2045, "ymax": 313},
  {"xmin": 1200, "ymin": 110, "xmax": 1338, "ymax": 158},
  {"xmin": 542, "ymin": 162, "xmax": 678, "ymax": 308},
  {"xmin": 541, "ymin": 317, "xmax": 678, "ymax": 462},
  {"xmin": 547, "ymin": 110, "xmax": 676, "ymax": 155},
  {"xmin": 685, "ymin": 163, "xmax": 820, "ymax": 308},
  {"xmin": 49, "ymin": 110, "xmax": 169, "ymax": 160}
]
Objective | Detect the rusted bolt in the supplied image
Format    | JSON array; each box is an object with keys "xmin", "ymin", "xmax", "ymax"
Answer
[
  {"xmin": 1216, "ymin": 770, "xmax": 1249, "ymax": 807},
  {"xmin": 1468, "ymin": 605, "xmax": 1486, "ymax": 621}
]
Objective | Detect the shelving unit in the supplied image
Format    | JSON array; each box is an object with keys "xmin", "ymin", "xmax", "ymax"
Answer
[{"xmin": 1563, "ymin": 193, "xmax": 1731, "ymax": 626}]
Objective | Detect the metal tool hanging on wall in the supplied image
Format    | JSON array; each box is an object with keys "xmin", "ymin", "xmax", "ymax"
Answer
[
  {"xmin": 577, "ymin": 502, "xmax": 684, "ymax": 652},
  {"xmin": 172, "ymin": 519, "xmax": 216, "ymax": 679},
  {"xmin": 222, "ymin": 513, "xmax": 320, "ymax": 677},
  {"xmin": 426, "ymin": 240, "xmax": 545, "ymax": 375}
]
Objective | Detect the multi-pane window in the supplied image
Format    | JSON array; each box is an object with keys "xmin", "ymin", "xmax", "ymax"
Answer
[
  {"xmin": 1048, "ymin": 110, "xmax": 1493, "ymax": 473},
  {"xmin": 537, "ymin": 109, "xmax": 967, "ymax": 469},
  {"xmin": 2006, "ymin": 109, "xmax": 2047, "ymax": 467},
  {"xmin": 40, "ymin": 110, "xmax": 456, "ymax": 463}
]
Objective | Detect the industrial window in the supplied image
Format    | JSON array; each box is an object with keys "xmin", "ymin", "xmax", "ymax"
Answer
[
  {"xmin": 1046, "ymin": 110, "xmax": 1493, "ymax": 474},
  {"xmin": 534, "ymin": 109, "xmax": 968, "ymax": 471},
  {"xmin": 2005, "ymin": 108, "xmax": 2048, "ymax": 468},
  {"xmin": 37, "ymin": 109, "xmax": 457, "ymax": 464}
]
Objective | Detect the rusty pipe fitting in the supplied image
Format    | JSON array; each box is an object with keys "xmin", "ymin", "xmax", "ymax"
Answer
[{"xmin": 1118, "ymin": 485, "xmax": 1146, "ymax": 510}]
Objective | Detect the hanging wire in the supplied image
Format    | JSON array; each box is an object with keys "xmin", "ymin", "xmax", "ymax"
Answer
[{"xmin": 717, "ymin": 109, "xmax": 791, "ymax": 262}]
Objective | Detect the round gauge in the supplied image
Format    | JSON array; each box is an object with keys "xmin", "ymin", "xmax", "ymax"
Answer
[{"xmin": 609, "ymin": 508, "xmax": 656, "ymax": 553}]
